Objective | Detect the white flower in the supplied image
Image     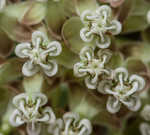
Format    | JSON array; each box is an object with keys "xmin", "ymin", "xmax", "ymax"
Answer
[
  {"xmin": 15, "ymin": 31, "xmax": 62, "ymax": 77},
  {"xmin": 10, "ymin": 92, "xmax": 56, "ymax": 135},
  {"xmin": 74, "ymin": 46, "xmax": 111, "ymax": 89},
  {"xmin": 0, "ymin": 0, "xmax": 5, "ymax": 11},
  {"xmin": 147, "ymin": 10, "xmax": 150, "ymax": 24},
  {"xmin": 141, "ymin": 105, "xmax": 150, "ymax": 121},
  {"xmin": 80, "ymin": 5, "xmax": 122, "ymax": 49},
  {"xmin": 97, "ymin": 67, "xmax": 145, "ymax": 113},
  {"xmin": 140, "ymin": 123, "xmax": 150, "ymax": 135}
]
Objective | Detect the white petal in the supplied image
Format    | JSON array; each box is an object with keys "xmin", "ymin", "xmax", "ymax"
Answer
[
  {"xmin": 121, "ymin": 96, "xmax": 141, "ymax": 111},
  {"xmin": 63, "ymin": 112, "xmax": 79, "ymax": 124},
  {"xmin": 78, "ymin": 119, "xmax": 92, "ymax": 135},
  {"xmin": 147, "ymin": 10, "xmax": 150, "ymax": 24},
  {"xmin": 37, "ymin": 107, "xmax": 56, "ymax": 124},
  {"xmin": 95, "ymin": 35, "xmax": 111, "ymax": 49},
  {"xmin": 80, "ymin": 27, "xmax": 94, "ymax": 42},
  {"xmin": 96, "ymin": 5, "xmax": 112, "ymax": 18},
  {"xmin": 22, "ymin": 61, "xmax": 39, "ymax": 77},
  {"xmin": 13, "ymin": 93, "xmax": 26, "ymax": 107},
  {"xmin": 141, "ymin": 105, "xmax": 150, "ymax": 121},
  {"xmin": 97, "ymin": 49, "xmax": 112, "ymax": 63},
  {"xmin": 140, "ymin": 123, "xmax": 150, "ymax": 135},
  {"xmin": 114, "ymin": 67, "xmax": 128, "ymax": 81},
  {"xmin": 15, "ymin": 43, "xmax": 31, "ymax": 58},
  {"xmin": 9, "ymin": 109, "xmax": 25, "ymax": 127},
  {"xmin": 85, "ymin": 76, "xmax": 97, "ymax": 89},
  {"xmin": 26, "ymin": 123, "xmax": 41, "ymax": 135},
  {"xmin": 80, "ymin": 10, "xmax": 93, "ymax": 23},
  {"xmin": 32, "ymin": 92, "xmax": 48, "ymax": 107},
  {"xmin": 32, "ymin": 31, "xmax": 47, "ymax": 47},
  {"xmin": 42, "ymin": 60, "xmax": 58, "ymax": 77},
  {"xmin": 106, "ymin": 96, "xmax": 121, "ymax": 113},
  {"xmin": 109, "ymin": 20, "xmax": 122, "ymax": 35},
  {"xmin": 129, "ymin": 74, "xmax": 145, "ymax": 91},
  {"xmin": 0, "ymin": 0, "xmax": 6, "ymax": 11},
  {"xmin": 74, "ymin": 63, "xmax": 87, "ymax": 77},
  {"xmin": 47, "ymin": 41, "xmax": 62, "ymax": 56},
  {"xmin": 97, "ymin": 80, "xmax": 111, "ymax": 94},
  {"xmin": 80, "ymin": 46, "xmax": 94, "ymax": 61}
]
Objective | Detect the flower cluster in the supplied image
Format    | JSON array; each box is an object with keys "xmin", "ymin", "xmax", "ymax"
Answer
[
  {"xmin": 15, "ymin": 31, "xmax": 62, "ymax": 77},
  {"xmin": 10, "ymin": 93, "xmax": 92, "ymax": 135},
  {"xmin": 140, "ymin": 105, "xmax": 150, "ymax": 135},
  {"xmin": 97, "ymin": 67, "xmax": 145, "ymax": 113},
  {"xmin": 80, "ymin": 5, "xmax": 122, "ymax": 49},
  {"xmin": 74, "ymin": 46, "xmax": 111, "ymax": 89}
]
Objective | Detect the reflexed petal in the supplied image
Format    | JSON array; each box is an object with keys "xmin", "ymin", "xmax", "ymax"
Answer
[
  {"xmin": 26, "ymin": 123, "xmax": 41, "ymax": 135},
  {"xmin": 140, "ymin": 123, "xmax": 150, "ymax": 135},
  {"xmin": 95, "ymin": 35, "xmax": 111, "ymax": 49},
  {"xmin": 47, "ymin": 41, "xmax": 62, "ymax": 56},
  {"xmin": 147, "ymin": 10, "xmax": 150, "ymax": 24},
  {"xmin": 9, "ymin": 109, "xmax": 25, "ymax": 127},
  {"xmin": 13, "ymin": 93, "xmax": 26, "ymax": 107},
  {"xmin": 32, "ymin": 31, "xmax": 47, "ymax": 47},
  {"xmin": 80, "ymin": 10, "xmax": 93, "ymax": 24},
  {"xmin": 80, "ymin": 46, "xmax": 94, "ymax": 61},
  {"xmin": 22, "ymin": 61, "xmax": 39, "ymax": 77},
  {"xmin": 97, "ymin": 49, "xmax": 112, "ymax": 64},
  {"xmin": 109, "ymin": 20, "xmax": 122, "ymax": 35},
  {"xmin": 106, "ymin": 96, "xmax": 121, "ymax": 113},
  {"xmin": 80, "ymin": 27, "xmax": 94, "ymax": 42},
  {"xmin": 32, "ymin": 93, "xmax": 48, "ymax": 107},
  {"xmin": 129, "ymin": 74, "xmax": 145, "ymax": 91},
  {"xmin": 110, "ymin": 0, "xmax": 125, "ymax": 8},
  {"xmin": 85, "ymin": 76, "xmax": 97, "ymax": 89},
  {"xmin": 42, "ymin": 60, "xmax": 58, "ymax": 77},
  {"xmin": 97, "ymin": 80, "xmax": 111, "ymax": 94},
  {"xmin": 78, "ymin": 119, "xmax": 92, "ymax": 135},
  {"xmin": 74, "ymin": 63, "xmax": 87, "ymax": 77},
  {"xmin": 121, "ymin": 96, "xmax": 141, "ymax": 111},
  {"xmin": 15, "ymin": 43, "xmax": 31, "ymax": 58},
  {"xmin": 37, "ymin": 107, "xmax": 56, "ymax": 124},
  {"xmin": 0, "ymin": 0, "xmax": 5, "ymax": 11},
  {"xmin": 114, "ymin": 67, "xmax": 128, "ymax": 81},
  {"xmin": 96, "ymin": 5, "xmax": 112, "ymax": 18}
]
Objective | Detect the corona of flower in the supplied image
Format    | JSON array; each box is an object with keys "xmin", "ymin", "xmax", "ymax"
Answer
[
  {"xmin": 9, "ymin": 93, "xmax": 56, "ymax": 135},
  {"xmin": 48, "ymin": 112, "xmax": 92, "ymax": 135},
  {"xmin": 15, "ymin": 31, "xmax": 62, "ymax": 77},
  {"xmin": 97, "ymin": 67, "xmax": 145, "ymax": 113},
  {"xmin": 74, "ymin": 46, "xmax": 112, "ymax": 89},
  {"xmin": 80, "ymin": 5, "xmax": 122, "ymax": 49}
]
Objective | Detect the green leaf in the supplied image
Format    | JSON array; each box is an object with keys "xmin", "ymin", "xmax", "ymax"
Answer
[
  {"xmin": 122, "ymin": 0, "xmax": 150, "ymax": 33},
  {"xmin": 124, "ymin": 57, "xmax": 147, "ymax": 74},
  {"xmin": 62, "ymin": 17, "xmax": 92, "ymax": 54},
  {"xmin": 0, "ymin": 58, "xmax": 23, "ymax": 84},
  {"xmin": 0, "ymin": 1, "xmax": 46, "ymax": 42},
  {"xmin": 23, "ymin": 73, "xmax": 44, "ymax": 94},
  {"xmin": 45, "ymin": 0, "xmax": 76, "ymax": 38},
  {"xmin": 55, "ymin": 42, "xmax": 80, "ymax": 69},
  {"xmin": 0, "ymin": 29, "xmax": 13, "ymax": 58},
  {"xmin": 75, "ymin": 0, "xmax": 98, "ymax": 15}
]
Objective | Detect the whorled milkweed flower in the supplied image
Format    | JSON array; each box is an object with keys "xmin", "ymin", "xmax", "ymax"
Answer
[
  {"xmin": 80, "ymin": 5, "xmax": 122, "ymax": 49},
  {"xmin": 74, "ymin": 46, "xmax": 112, "ymax": 89},
  {"xmin": 9, "ymin": 93, "xmax": 56, "ymax": 135},
  {"xmin": 97, "ymin": 67, "xmax": 145, "ymax": 113},
  {"xmin": 15, "ymin": 31, "xmax": 62, "ymax": 77}
]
